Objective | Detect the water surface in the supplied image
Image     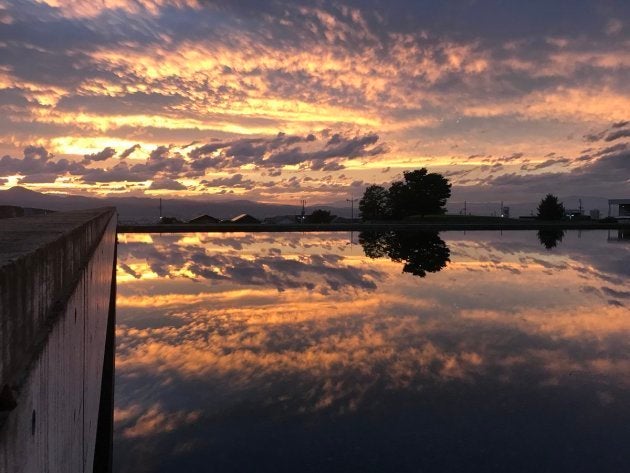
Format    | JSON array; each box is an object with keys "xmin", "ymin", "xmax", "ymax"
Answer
[{"xmin": 114, "ymin": 230, "xmax": 630, "ymax": 472}]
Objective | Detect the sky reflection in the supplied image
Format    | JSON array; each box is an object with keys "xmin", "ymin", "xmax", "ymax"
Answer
[{"xmin": 114, "ymin": 231, "xmax": 630, "ymax": 473}]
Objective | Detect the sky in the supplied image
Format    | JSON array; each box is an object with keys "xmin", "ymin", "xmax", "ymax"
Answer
[{"xmin": 0, "ymin": 0, "xmax": 628, "ymax": 204}]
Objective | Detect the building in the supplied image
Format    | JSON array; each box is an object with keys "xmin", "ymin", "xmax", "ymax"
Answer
[
  {"xmin": 0, "ymin": 205, "xmax": 24, "ymax": 219},
  {"xmin": 607, "ymin": 229, "xmax": 630, "ymax": 242},
  {"xmin": 565, "ymin": 208, "xmax": 583, "ymax": 220},
  {"xmin": 188, "ymin": 214, "xmax": 219, "ymax": 224},
  {"xmin": 263, "ymin": 215, "xmax": 298, "ymax": 224},
  {"xmin": 608, "ymin": 199, "xmax": 630, "ymax": 219},
  {"xmin": 230, "ymin": 213, "xmax": 261, "ymax": 224},
  {"xmin": 589, "ymin": 209, "xmax": 600, "ymax": 220},
  {"xmin": 158, "ymin": 216, "xmax": 181, "ymax": 224},
  {"xmin": 0, "ymin": 205, "xmax": 51, "ymax": 219}
]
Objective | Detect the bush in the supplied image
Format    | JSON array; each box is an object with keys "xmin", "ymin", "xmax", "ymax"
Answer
[
  {"xmin": 306, "ymin": 209, "xmax": 334, "ymax": 223},
  {"xmin": 537, "ymin": 194, "xmax": 565, "ymax": 220}
]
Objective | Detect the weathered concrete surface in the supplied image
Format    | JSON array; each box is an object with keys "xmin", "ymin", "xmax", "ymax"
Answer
[{"xmin": 0, "ymin": 208, "xmax": 117, "ymax": 473}]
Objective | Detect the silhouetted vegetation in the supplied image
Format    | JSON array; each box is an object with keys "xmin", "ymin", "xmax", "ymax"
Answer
[
  {"xmin": 358, "ymin": 185, "xmax": 389, "ymax": 220},
  {"xmin": 537, "ymin": 229, "xmax": 565, "ymax": 249},
  {"xmin": 359, "ymin": 169, "xmax": 451, "ymax": 221},
  {"xmin": 537, "ymin": 194, "xmax": 565, "ymax": 220},
  {"xmin": 359, "ymin": 230, "xmax": 450, "ymax": 277},
  {"xmin": 306, "ymin": 209, "xmax": 334, "ymax": 223}
]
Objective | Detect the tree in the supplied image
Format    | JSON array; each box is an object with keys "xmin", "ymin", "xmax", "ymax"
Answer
[
  {"xmin": 359, "ymin": 184, "xmax": 389, "ymax": 221},
  {"xmin": 385, "ymin": 231, "xmax": 450, "ymax": 277},
  {"xmin": 357, "ymin": 230, "xmax": 390, "ymax": 258},
  {"xmin": 306, "ymin": 209, "xmax": 333, "ymax": 223},
  {"xmin": 359, "ymin": 168, "xmax": 451, "ymax": 221},
  {"xmin": 537, "ymin": 229, "xmax": 565, "ymax": 249},
  {"xmin": 387, "ymin": 180, "xmax": 411, "ymax": 220},
  {"xmin": 387, "ymin": 168, "xmax": 451, "ymax": 219},
  {"xmin": 359, "ymin": 230, "xmax": 450, "ymax": 278},
  {"xmin": 537, "ymin": 194, "xmax": 565, "ymax": 220}
]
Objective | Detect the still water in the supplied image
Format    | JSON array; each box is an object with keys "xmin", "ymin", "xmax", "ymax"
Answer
[{"xmin": 114, "ymin": 230, "xmax": 630, "ymax": 473}]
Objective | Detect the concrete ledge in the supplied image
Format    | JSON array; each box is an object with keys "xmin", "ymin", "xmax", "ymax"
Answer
[
  {"xmin": 0, "ymin": 208, "xmax": 116, "ymax": 405},
  {"xmin": 0, "ymin": 208, "xmax": 117, "ymax": 473}
]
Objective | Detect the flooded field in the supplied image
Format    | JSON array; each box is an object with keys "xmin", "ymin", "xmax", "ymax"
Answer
[{"xmin": 114, "ymin": 230, "xmax": 630, "ymax": 473}]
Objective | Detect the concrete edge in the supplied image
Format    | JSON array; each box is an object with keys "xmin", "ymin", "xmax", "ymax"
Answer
[{"xmin": 0, "ymin": 208, "xmax": 116, "ymax": 414}]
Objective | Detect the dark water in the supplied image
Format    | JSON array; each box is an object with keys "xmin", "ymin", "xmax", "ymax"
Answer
[{"xmin": 114, "ymin": 230, "xmax": 630, "ymax": 473}]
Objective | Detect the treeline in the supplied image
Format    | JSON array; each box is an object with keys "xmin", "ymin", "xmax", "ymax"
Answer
[{"xmin": 359, "ymin": 168, "xmax": 451, "ymax": 221}]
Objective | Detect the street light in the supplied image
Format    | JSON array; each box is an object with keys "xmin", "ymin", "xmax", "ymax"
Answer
[
  {"xmin": 300, "ymin": 199, "xmax": 306, "ymax": 223},
  {"xmin": 346, "ymin": 197, "xmax": 357, "ymax": 221}
]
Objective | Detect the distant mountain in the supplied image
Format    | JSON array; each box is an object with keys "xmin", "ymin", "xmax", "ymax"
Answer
[
  {"xmin": 0, "ymin": 187, "xmax": 350, "ymax": 223},
  {"xmin": 1, "ymin": 186, "xmax": 41, "ymax": 199}
]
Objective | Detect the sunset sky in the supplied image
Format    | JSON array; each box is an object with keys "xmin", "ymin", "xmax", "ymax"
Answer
[{"xmin": 0, "ymin": 0, "xmax": 628, "ymax": 203}]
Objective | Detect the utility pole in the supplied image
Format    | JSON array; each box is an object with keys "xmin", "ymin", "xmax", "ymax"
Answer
[
  {"xmin": 346, "ymin": 197, "xmax": 357, "ymax": 221},
  {"xmin": 159, "ymin": 198, "xmax": 162, "ymax": 219},
  {"xmin": 300, "ymin": 199, "xmax": 306, "ymax": 223}
]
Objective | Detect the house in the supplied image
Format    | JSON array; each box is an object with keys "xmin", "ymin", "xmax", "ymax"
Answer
[
  {"xmin": 0, "ymin": 205, "xmax": 24, "ymax": 219},
  {"xmin": 608, "ymin": 199, "xmax": 630, "ymax": 219},
  {"xmin": 188, "ymin": 214, "xmax": 219, "ymax": 224},
  {"xmin": 263, "ymin": 215, "xmax": 298, "ymax": 224},
  {"xmin": 230, "ymin": 213, "xmax": 261, "ymax": 224},
  {"xmin": 565, "ymin": 208, "xmax": 586, "ymax": 220},
  {"xmin": 0, "ymin": 206, "xmax": 51, "ymax": 219},
  {"xmin": 158, "ymin": 216, "xmax": 182, "ymax": 224},
  {"xmin": 607, "ymin": 229, "xmax": 630, "ymax": 242}
]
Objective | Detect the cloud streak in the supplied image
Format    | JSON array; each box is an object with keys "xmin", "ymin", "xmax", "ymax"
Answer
[{"xmin": 0, "ymin": 1, "xmax": 628, "ymax": 201}]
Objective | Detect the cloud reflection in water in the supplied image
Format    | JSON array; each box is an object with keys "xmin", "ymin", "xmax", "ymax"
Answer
[{"xmin": 114, "ymin": 231, "xmax": 630, "ymax": 473}]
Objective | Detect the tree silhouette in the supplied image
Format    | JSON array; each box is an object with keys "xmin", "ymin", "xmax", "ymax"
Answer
[
  {"xmin": 359, "ymin": 184, "xmax": 389, "ymax": 221},
  {"xmin": 396, "ymin": 169, "xmax": 451, "ymax": 217},
  {"xmin": 359, "ymin": 230, "xmax": 450, "ymax": 277},
  {"xmin": 387, "ymin": 180, "xmax": 411, "ymax": 220},
  {"xmin": 359, "ymin": 168, "xmax": 451, "ymax": 221},
  {"xmin": 306, "ymin": 209, "xmax": 333, "ymax": 223},
  {"xmin": 358, "ymin": 231, "xmax": 390, "ymax": 259},
  {"xmin": 537, "ymin": 194, "xmax": 565, "ymax": 220},
  {"xmin": 537, "ymin": 229, "xmax": 565, "ymax": 249}
]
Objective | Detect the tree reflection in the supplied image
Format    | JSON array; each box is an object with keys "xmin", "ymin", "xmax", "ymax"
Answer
[
  {"xmin": 537, "ymin": 229, "xmax": 565, "ymax": 249},
  {"xmin": 359, "ymin": 231, "xmax": 450, "ymax": 277}
]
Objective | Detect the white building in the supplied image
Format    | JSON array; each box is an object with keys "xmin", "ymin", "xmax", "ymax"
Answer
[{"xmin": 608, "ymin": 199, "xmax": 630, "ymax": 219}]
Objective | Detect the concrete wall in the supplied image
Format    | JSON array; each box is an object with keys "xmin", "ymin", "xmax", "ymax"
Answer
[{"xmin": 0, "ymin": 208, "xmax": 117, "ymax": 473}]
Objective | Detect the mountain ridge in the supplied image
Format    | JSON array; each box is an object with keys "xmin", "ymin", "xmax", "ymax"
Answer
[{"xmin": 0, "ymin": 187, "xmax": 350, "ymax": 223}]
